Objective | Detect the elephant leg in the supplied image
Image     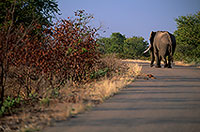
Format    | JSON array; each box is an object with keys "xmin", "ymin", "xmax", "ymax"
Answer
[
  {"xmin": 150, "ymin": 51, "xmax": 154, "ymax": 67},
  {"xmin": 168, "ymin": 56, "xmax": 172, "ymax": 68},
  {"xmin": 163, "ymin": 56, "xmax": 168, "ymax": 68},
  {"xmin": 155, "ymin": 53, "xmax": 161, "ymax": 68}
]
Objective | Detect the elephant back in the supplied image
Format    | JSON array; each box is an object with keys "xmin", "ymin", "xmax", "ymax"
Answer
[{"xmin": 156, "ymin": 31, "xmax": 172, "ymax": 45}]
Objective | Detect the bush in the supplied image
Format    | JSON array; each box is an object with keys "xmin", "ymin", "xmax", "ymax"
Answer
[
  {"xmin": 0, "ymin": 9, "xmax": 100, "ymax": 116},
  {"xmin": 0, "ymin": 96, "xmax": 21, "ymax": 116},
  {"xmin": 174, "ymin": 11, "xmax": 200, "ymax": 64},
  {"xmin": 93, "ymin": 54, "xmax": 128, "ymax": 79},
  {"xmin": 47, "ymin": 10, "xmax": 99, "ymax": 82}
]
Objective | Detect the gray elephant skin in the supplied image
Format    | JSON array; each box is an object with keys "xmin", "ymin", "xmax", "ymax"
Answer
[{"xmin": 144, "ymin": 31, "xmax": 176, "ymax": 68}]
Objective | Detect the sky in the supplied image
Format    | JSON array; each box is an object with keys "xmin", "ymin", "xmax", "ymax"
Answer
[{"xmin": 57, "ymin": 0, "xmax": 200, "ymax": 41}]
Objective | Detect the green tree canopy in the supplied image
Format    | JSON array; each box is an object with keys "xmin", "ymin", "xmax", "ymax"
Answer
[
  {"xmin": 98, "ymin": 32, "xmax": 149, "ymax": 59},
  {"xmin": 174, "ymin": 11, "xmax": 200, "ymax": 63},
  {"xmin": 98, "ymin": 32, "xmax": 125, "ymax": 54},
  {"xmin": 123, "ymin": 36, "xmax": 148, "ymax": 59},
  {"xmin": 0, "ymin": 0, "xmax": 60, "ymax": 27}
]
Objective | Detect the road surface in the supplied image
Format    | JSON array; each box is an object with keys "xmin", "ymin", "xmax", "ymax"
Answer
[{"xmin": 44, "ymin": 62, "xmax": 200, "ymax": 132}]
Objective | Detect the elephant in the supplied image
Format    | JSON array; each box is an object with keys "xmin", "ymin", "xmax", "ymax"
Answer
[{"xmin": 144, "ymin": 31, "xmax": 176, "ymax": 68}]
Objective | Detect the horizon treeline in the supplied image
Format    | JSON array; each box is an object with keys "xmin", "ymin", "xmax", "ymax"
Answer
[{"xmin": 98, "ymin": 32, "xmax": 149, "ymax": 59}]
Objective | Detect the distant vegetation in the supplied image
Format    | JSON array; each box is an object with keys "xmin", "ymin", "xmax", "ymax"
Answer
[
  {"xmin": 98, "ymin": 33, "xmax": 149, "ymax": 59},
  {"xmin": 174, "ymin": 11, "xmax": 200, "ymax": 64}
]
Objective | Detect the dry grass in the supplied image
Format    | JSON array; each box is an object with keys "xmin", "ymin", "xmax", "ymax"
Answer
[
  {"xmin": 87, "ymin": 62, "xmax": 142, "ymax": 101},
  {"xmin": 0, "ymin": 58, "xmax": 142, "ymax": 132},
  {"xmin": 174, "ymin": 61, "xmax": 200, "ymax": 68}
]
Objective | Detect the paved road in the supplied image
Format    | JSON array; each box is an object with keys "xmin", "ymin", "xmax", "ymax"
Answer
[{"xmin": 44, "ymin": 62, "xmax": 200, "ymax": 132}]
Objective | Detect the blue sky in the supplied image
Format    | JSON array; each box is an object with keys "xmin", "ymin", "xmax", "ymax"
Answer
[{"xmin": 57, "ymin": 0, "xmax": 200, "ymax": 41}]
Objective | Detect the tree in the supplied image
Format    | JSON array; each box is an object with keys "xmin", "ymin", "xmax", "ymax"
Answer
[
  {"xmin": 174, "ymin": 11, "xmax": 200, "ymax": 63},
  {"xmin": 98, "ymin": 32, "xmax": 125, "ymax": 54},
  {"xmin": 0, "ymin": 0, "xmax": 60, "ymax": 27},
  {"xmin": 98, "ymin": 33, "xmax": 149, "ymax": 59},
  {"xmin": 123, "ymin": 37, "xmax": 148, "ymax": 59},
  {"xmin": 110, "ymin": 33, "xmax": 126, "ymax": 53},
  {"xmin": 0, "ymin": 0, "xmax": 60, "ymax": 108}
]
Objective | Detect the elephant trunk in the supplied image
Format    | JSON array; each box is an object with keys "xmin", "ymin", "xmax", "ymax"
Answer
[{"xmin": 143, "ymin": 44, "xmax": 151, "ymax": 54}]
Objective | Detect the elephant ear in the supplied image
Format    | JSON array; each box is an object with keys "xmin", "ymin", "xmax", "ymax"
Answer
[
  {"xmin": 149, "ymin": 31, "xmax": 156, "ymax": 44},
  {"xmin": 166, "ymin": 32, "xmax": 172, "ymax": 45}
]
